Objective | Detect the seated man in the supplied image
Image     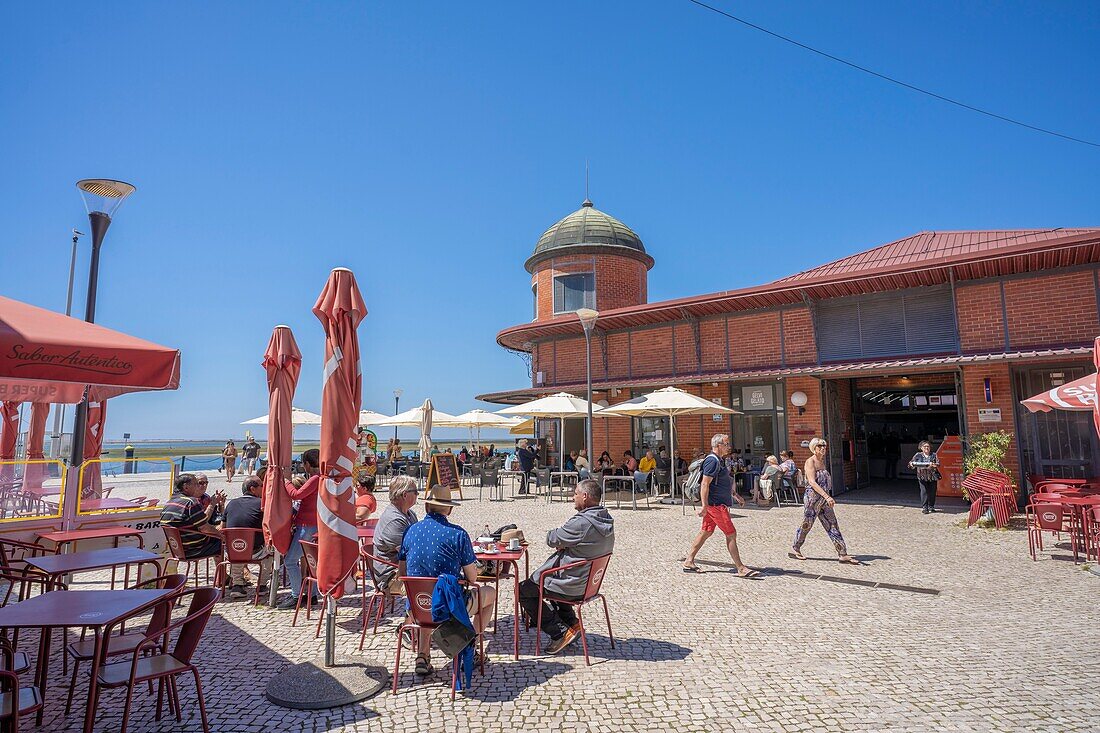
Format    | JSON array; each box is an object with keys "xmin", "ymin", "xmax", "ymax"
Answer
[
  {"xmin": 355, "ymin": 473, "xmax": 378, "ymax": 524},
  {"xmin": 223, "ymin": 475, "xmax": 273, "ymax": 600},
  {"xmin": 399, "ymin": 485, "xmax": 496, "ymax": 677},
  {"xmin": 161, "ymin": 473, "xmax": 224, "ymax": 560},
  {"xmin": 519, "ymin": 478, "xmax": 615, "ymax": 654}
]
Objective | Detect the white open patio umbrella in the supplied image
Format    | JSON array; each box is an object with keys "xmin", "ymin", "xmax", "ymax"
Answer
[
  {"xmin": 371, "ymin": 404, "xmax": 458, "ymax": 427},
  {"xmin": 445, "ymin": 409, "xmax": 523, "ymax": 450},
  {"xmin": 241, "ymin": 406, "xmax": 323, "ymax": 425},
  {"xmin": 599, "ymin": 387, "xmax": 737, "ymax": 511},
  {"xmin": 498, "ymin": 392, "xmax": 596, "ymax": 475},
  {"xmin": 357, "ymin": 409, "xmax": 391, "ymax": 426}
]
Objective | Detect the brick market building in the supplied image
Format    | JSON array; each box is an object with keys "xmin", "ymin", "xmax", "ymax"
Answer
[{"xmin": 479, "ymin": 199, "xmax": 1100, "ymax": 497}]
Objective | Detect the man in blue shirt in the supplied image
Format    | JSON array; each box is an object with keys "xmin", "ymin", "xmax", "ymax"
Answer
[
  {"xmin": 682, "ymin": 433, "xmax": 760, "ymax": 578},
  {"xmin": 399, "ymin": 485, "xmax": 496, "ymax": 676}
]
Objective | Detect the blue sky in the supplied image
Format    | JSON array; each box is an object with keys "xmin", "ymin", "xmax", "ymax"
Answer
[{"xmin": 1, "ymin": 1, "xmax": 1098, "ymax": 441}]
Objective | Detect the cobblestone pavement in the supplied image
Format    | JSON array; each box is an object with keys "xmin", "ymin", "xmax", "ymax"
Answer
[{"xmin": 29, "ymin": 482, "xmax": 1100, "ymax": 732}]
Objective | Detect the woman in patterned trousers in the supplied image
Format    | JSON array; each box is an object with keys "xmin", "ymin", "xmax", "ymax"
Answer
[{"xmin": 789, "ymin": 438, "xmax": 860, "ymax": 565}]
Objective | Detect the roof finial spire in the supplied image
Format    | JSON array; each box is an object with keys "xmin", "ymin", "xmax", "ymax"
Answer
[{"xmin": 582, "ymin": 160, "xmax": 593, "ymax": 207}]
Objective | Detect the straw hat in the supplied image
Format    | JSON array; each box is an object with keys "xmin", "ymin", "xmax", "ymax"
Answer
[
  {"xmin": 423, "ymin": 485, "xmax": 461, "ymax": 510},
  {"xmin": 500, "ymin": 528, "xmax": 526, "ymax": 544}
]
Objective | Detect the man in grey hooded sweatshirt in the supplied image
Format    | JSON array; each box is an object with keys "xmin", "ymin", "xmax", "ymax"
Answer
[{"xmin": 519, "ymin": 478, "xmax": 615, "ymax": 654}]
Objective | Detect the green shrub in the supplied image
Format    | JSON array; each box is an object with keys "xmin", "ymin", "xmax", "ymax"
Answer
[{"xmin": 962, "ymin": 430, "xmax": 1015, "ymax": 500}]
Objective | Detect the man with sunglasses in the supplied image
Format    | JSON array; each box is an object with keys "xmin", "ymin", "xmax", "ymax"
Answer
[{"xmin": 161, "ymin": 472, "xmax": 225, "ymax": 559}]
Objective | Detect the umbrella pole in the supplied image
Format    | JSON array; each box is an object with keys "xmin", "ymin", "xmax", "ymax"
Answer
[
  {"xmin": 268, "ymin": 550, "xmax": 281, "ymax": 607},
  {"xmin": 324, "ymin": 597, "xmax": 337, "ymax": 667}
]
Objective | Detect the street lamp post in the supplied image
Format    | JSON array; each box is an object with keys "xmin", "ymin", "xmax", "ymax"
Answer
[
  {"xmin": 50, "ymin": 229, "xmax": 84, "ymax": 458},
  {"xmin": 576, "ymin": 308, "xmax": 599, "ymax": 467},
  {"xmin": 392, "ymin": 388, "xmax": 403, "ymax": 443},
  {"xmin": 68, "ymin": 180, "xmax": 136, "ymax": 473}
]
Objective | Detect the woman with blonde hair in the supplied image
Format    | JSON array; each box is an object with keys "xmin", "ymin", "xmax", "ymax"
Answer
[{"xmin": 789, "ymin": 437, "xmax": 859, "ymax": 564}]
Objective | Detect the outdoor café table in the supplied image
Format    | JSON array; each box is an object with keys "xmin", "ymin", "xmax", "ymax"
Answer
[
  {"xmin": 548, "ymin": 471, "xmax": 579, "ymax": 503},
  {"xmin": 1059, "ymin": 496, "xmax": 1100, "ymax": 557},
  {"xmin": 602, "ymin": 474, "xmax": 638, "ymax": 510},
  {"xmin": 0, "ymin": 588, "xmax": 173, "ymax": 731},
  {"xmin": 35, "ymin": 526, "xmax": 147, "ymax": 589},
  {"xmin": 474, "ymin": 543, "xmax": 528, "ymax": 660},
  {"xmin": 24, "ymin": 546, "xmax": 161, "ymax": 591},
  {"xmin": 496, "ymin": 470, "xmax": 526, "ymax": 501}
]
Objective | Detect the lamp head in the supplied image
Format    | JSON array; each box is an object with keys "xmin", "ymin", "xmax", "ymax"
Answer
[
  {"xmin": 790, "ymin": 390, "xmax": 808, "ymax": 416},
  {"xmin": 393, "ymin": 388, "xmax": 404, "ymax": 399},
  {"xmin": 575, "ymin": 308, "xmax": 599, "ymax": 332},
  {"xmin": 76, "ymin": 179, "xmax": 136, "ymax": 218}
]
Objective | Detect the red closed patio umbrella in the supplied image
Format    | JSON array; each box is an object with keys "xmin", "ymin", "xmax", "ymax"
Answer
[
  {"xmin": 313, "ymin": 268, "xmax": 366, "ymax": 603},
  {"xmin": 21, "ymin": 402, "xmax": 50, "ymax": 496},
  {"xmin": 261, "ymin": 326, "xmax": 302, "ymax": 556},
  {"xmin": 81, "ymin": 401, "xmax": 108, "ymax": 497},
  {"xmin": 0, "ymin": 402, "xmax": 19, "ymax": 484}
]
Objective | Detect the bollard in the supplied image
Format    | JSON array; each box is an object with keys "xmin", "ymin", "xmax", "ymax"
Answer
[
  {"xmin": 180, "ymin": 455, "xmax": 187, "ymax": 472},
  {"xmin": 124, "ymin": 444, "xmax": 135, "ymax": 474}
]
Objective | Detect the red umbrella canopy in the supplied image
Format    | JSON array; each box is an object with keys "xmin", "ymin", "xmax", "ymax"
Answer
[
  {"xmin": 1093, "ymin": 337, "xmax": 1100, "ymax": 441},
  {"xmin": 1021, "ymin": 373, "xmax": 1096, "ymax": 412},
  {"xmin": 261, "ymin": 326, "xmax": 303, "ymax": 555},
  {"xmin": 313, "ymin": 268, "xmax": 366, "ymax": 599},
  {"xmin": 0, "ymin": 294, "xmax": 180, "ymax": 403}
]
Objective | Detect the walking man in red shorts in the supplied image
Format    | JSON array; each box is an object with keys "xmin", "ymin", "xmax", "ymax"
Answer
[{"xmin": 682, "ymin": 433, "xmax": 760, "ymax": 578}]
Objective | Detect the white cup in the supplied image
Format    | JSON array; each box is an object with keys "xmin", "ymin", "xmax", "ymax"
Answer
[{"xmin": 508, "ymin": 538, "xmax": 521, "ymax": 550}]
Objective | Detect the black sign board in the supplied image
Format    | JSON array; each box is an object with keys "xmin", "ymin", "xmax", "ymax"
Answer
[{"xmin": 425, "ymin": 452, "xmax": 463, "ymax": 498}]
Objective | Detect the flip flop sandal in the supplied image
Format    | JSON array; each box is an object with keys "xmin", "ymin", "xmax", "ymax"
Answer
[
  {"xmin": 787, "ymin": 552, "xmax": 806, "ymax": 561},
  {"xmin": 838, "ymin": 557, "xmax": 862, "ymax": 565},
  {"xmin": 414, "ymin": 657, "xmax": 433, "ymax": 676},
  {"xmin": 731, "ymin": 569, "xmax": 763, "ymax": 579},
  {"xmin": 681, "ymin": 565, "xmax": 701, "ymax": 573}
]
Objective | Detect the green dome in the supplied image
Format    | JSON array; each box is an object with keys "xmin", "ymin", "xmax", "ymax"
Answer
[{"xmin": 525, "ymin": 199, "xmax": 653, "ymax": 273}]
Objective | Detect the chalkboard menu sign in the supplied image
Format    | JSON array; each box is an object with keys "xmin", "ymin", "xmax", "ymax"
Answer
[{"xmin": 426, "ymin": 452, "xmax": 463, "ymax": 499}]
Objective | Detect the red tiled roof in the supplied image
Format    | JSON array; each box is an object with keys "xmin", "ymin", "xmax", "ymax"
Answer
[
  {"xmin": 477, "ymin": 347, "xmax": 1092, "ymax": 404},
  {"xmin": 776, "ymin": 229, "xmax": 1100, "ymax": 284},
  {"xmin": 497, "ymin": 228, "xmax": 1100, "ymax": 351}
]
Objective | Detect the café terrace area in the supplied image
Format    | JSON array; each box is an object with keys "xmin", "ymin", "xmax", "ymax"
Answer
[{"xmin": 12, "ymin": 472, "xmax": 1097, "ymax": 733}]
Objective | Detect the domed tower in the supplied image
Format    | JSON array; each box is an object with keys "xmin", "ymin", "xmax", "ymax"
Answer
[{"xmin": 527, "ymin": 199, "xmax": 654, "ymax": 321}]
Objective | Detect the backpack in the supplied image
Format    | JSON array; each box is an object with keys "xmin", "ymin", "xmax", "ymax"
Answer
[{"xmin": 682, "ymin": 456, "xmax": 707, "ymax": 503}]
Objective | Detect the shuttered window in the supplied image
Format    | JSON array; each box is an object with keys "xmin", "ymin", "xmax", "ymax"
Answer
[
  {"xmin": 815, "ymin": 285, "xmax": 957, "ymax": 362},
  {"xmin": 553, "ymin": 273, "xmax": 595, "ymax": 314}
]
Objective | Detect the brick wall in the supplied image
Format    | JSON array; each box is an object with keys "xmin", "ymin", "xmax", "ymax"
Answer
[
  {"xmin": 531, "ymin": 254, "xmax": 647, "ymax": 321},
  {"xmin": 699, "ymin": 319, "xmax": 727, "ymax": 372},
  {"xmin": 606, "ymin": 332, "xmax": 630, "ymax": 380},
  {"xmin": 673, "ymin": 322, "xmax": 699, "ymax": 375},
  {"xmin": 781, "ymin": 307, "xmax": 817, "ymax": 365},
  {"xmin": 1004, "ymin": 270, "xmax": 1099, "ymax": 349},
  {"xmin": 784, "ymin": 376, "xmax": 823, "ymax": 466},
  {"xmin": 630, "ymin": 326, "xmax": 673, "ymax": 378},
  {"xmin": 956, "ymin": 282, "xmax": 1005, "ymax": 353},
  {"xmin": 727, "ymin": 311, "xmax": 782, "ymax": 369},
  {"xmin": 959, "ymin": 364, "xmax": 1020, "ymax": 481}
]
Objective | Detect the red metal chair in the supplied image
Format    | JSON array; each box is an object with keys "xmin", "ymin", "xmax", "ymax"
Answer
[
  {"xmin": 90, "ymin": 587, "xmax": 221, "ymax": 733},
  {"xmin": 533, "ymin": 554, "xmax": 615, "ymax": 666},
  {"xmin": 161, "ymin": 526, "xmax": 221, "ymax": 587},
  {"xmin": 0, "ymin": 639, "xmax": 42, "ymax": 733},
  {"xmin": 292, "ymin": 540, "xmax": 322, "ymax": 632},
  {"xmin": 63, "ymin": 573, "xmax": 188, "ymax": 715},
  {"xmin": 214, "ymin": 528, "xmax": 268, "ymax": 605},
  {"xmin": 392, "ymin": 576, "xmax": 486, "ymax": 699},
  {"xmin": 963, "ymin": 470, "xmax": 1014, "ymax": 528},
  {"xmin": 1084, "ymin": 506, "xmax": 1100, "ymax": 562},
  {"xmin": 358, "ymin": 550, "xmax": 401, "ymax": 650},
  {"xmin": 1026, "ymin": 502, "xmax": 1078, "ymax": 561}
]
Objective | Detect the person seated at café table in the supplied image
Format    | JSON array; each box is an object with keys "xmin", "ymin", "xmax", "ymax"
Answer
[
  {"xmin": 575, "ymin": 449, "xmax": 591, "ymax": 478},
  {"xmin": 565, "ymin": 451, "xmax": 578, "ymax": 472},
  {"xmin": 161, "ymin": 473, "xmax": 224, "ymax": 560},
  {"xmin": 223, "ymin": 475, "xmax": 273, "ymax": 600},
  {"xmin": 356, "ymin": 473, "xmax": 378, "ymax": 524},
  {"xmin": 656, "ymin": 448, "xmax": 671, "ymax": 471},
  {"xmin": 519, "ymin": 478, "xmax": 615, "ymax": 654},
  {"xmin": 621, "ymin": 450, "xmax": 638, "ymax": 476},
  {"xmin": 399, "ymin": 485, "xmax": 496, "ymax": 676},
  {"xmin": 597, "ymin": 451, "xmax": 615, "ymax": 473}
]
